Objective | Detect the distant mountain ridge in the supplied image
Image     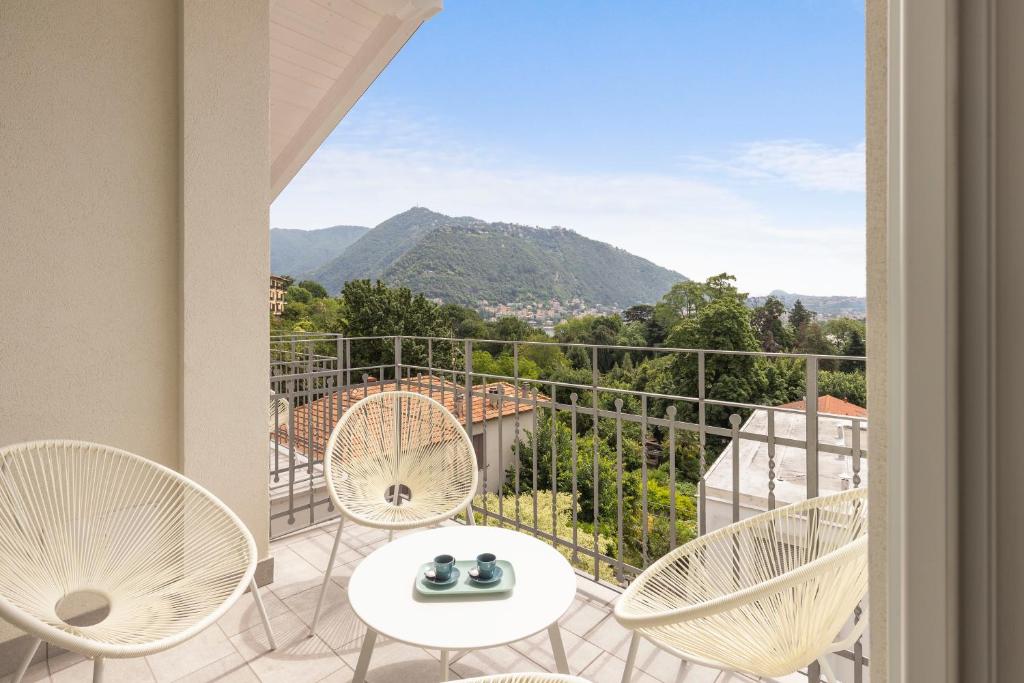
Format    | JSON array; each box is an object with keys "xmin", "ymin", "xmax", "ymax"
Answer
[
  {"xmin": 305, "ymin": 207, "xmax": 687, "ymax": 308},
  {"xmin": 270, "ymin": 224, "xmax": 368, "ymax": 277},
  {"xmin": 749, "ymin": 290, "xmax": 866, "ymax": 319}
]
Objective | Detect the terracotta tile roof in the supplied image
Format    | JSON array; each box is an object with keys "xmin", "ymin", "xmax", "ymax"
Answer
[
  {"xmin": 271, "ymin": 376, "xmax": 540, "ymax": 461},
  {"xmin": 778, "ymin": 394, "xmax": 868, "ymax": 418}
]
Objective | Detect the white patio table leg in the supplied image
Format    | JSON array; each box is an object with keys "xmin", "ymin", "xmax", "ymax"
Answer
[
  {"xmin": 250, "ymin": 578, "xmax": 277, "ymax": 649},
  {"xmin": 92, "ymin": 656, "xmax": 104, "ymax": 683},
  {"xmin": 440, "ymin": 649, "xmax": 450, "ymax": 681},
  {"xmin": 11, "ymin": 637, "xmax": 41, "ymax": 683},
  {"xmin": 548, "ymin": 623, "xmax": 570, "ymax": 674},
  {"xmin": 352, "ymin": 628, "xmax": 378, "ymax": 683}
]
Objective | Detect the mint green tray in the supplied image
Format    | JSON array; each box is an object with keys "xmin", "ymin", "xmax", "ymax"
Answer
[{"xmin": 414, "ymin": 560, "xmax": 516, "ymax": 597}]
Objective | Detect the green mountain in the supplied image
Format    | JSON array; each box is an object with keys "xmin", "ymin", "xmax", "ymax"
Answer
[
  {"xmin": 308, "ymin": 207, "xmax": 686, "ymax": 307},
  {"xmin": 270, "ymin": 224, "xmax": 368, "ymax": 277}
]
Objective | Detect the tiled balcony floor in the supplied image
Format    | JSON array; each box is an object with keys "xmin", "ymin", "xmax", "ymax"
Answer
[{"xmin": 7, "ymin": 524, "xmax": 790, "ymax": 683}]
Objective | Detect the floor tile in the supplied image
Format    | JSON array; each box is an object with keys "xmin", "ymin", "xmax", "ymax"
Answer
[
  {"xmin": 0, "ymin": 660, "xmax": 49, "ymax": 683},
  {"xmin": 173, "ymin": 653, "xmax": 259, "ymax": 683},
  {"xmin": 230, "ymin": 611, "xmax": 344, "ymax": 683},
  {"xmin": 560, "ymin": 598, "xmax": 611, "ymax": 639},
  {"xmin": 579, "ymin": 651, "xmax": 662, "ymax": 683},
  {"xmin": 289, "ymin": 531, "xmax": 365, "ymax": 571},
  {"xmin": 335, "ymin": 637, "xmax": 440, "ymax": 683},
  {"xmin": 449, "ymin": 645, "xmax": 543, "ymax": 680},
  {"xmin": 269, "ymin": 547, "xmax": 329, "ymax": 600},
  {"xmin": 508, "ymin": 626, "xmax": 602, "ymax": 675},
  {"xmin": 145, "ymin": 626, "xmax": 236, "ymax": 683},
  {"xmin": 50, "ymin": 656, "xmax": 154, "ymax": 683},
  {"xmin": 219, "ymin": 588, "xmax": 291, "ymax": 638},
  {"xmin": 574, "ymin": 576, "xmax": 623, "ymax": 606},
  {"xmin": 285, "ymin": 581, "xmax": 367, "ymax": 650}
]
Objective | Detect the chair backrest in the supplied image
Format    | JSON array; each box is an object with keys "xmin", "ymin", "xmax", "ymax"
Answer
[{"xmin": 323, "ymin": 391, "xmax": 478, "ymax": 526}]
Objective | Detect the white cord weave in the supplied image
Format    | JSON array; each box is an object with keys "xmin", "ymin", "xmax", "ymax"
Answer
[
  {"xmin": 324, "ymin": 391, "xmax": 478, "ymax": 529},
  {"xmin": 0, "ymin": 440, "xmax": 261, "ymax": 660},
  {"xmin": 614, "ymin": 487, "xmax": 868, "ymax": 679},
  {"xmin": 451, "ymin": 674, "xmax": 593, "ymax": 683}
]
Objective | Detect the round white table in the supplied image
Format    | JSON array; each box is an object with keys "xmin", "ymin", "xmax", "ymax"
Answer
[{"xmin": 347, "ymin": 526, "xmax": 577, "ymax": 683}]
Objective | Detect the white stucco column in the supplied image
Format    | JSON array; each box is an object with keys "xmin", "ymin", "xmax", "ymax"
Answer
[{"xmin": 180, "ymin": 0, "xmax": 272, "ymax": 567}]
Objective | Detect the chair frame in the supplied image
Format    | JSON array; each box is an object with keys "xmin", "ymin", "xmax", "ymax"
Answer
[{"xmin": 0, "ymin": 440, "xmax": 276, "ymax": 683}]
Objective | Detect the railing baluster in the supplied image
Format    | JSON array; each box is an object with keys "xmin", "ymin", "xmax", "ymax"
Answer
[
  {"xmin": 591, "ymin": 347, "xmax": 600, "ymax": 582},
  {"xmin": 570, "ymin": 392, "xmax": 579, "ymax": 564},
  {"xmin": 698, "ymin": 350, "xmax": 707, "ymax": 536},
  {"xmin": 640, "ymin": 394, "xmax": 649, "ymax": 567},
  {"xmin": 513, "ymin": 344, "xmax": 521, "ymax": 529},
  {"xmin": 532, "ymin": 386, "xmax": 539, "ymax": 533},
  {"xmin": 615, "ymin": 398, "xmax": 624, "ymax": 582},
  {"xmin": 668, "ymin": 405, "xmax": 678, "ymax": 550},
  {"xmin": 551, "ymin": 380, "xmax": 558, "ymax": 548},
  {"xmin": 730, "ymin": 413, "xmax": 741, "ymax": 524},
  {"xmin": 767, "ymin": 408, "xmax": 777, "ymax": 510}
]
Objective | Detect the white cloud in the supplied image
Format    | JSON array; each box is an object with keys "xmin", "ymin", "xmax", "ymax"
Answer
[
  {"xmin": 689, "ymin": 139, "xmax": 865, "ymax": 192},
  {"xmin": 271, "ymin": 114, "xmax": 866, "ymax": 296}
]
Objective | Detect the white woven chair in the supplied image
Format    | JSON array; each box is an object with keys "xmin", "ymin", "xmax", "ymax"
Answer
[
  {"xmin": 309, "ymin": 390, "xmax": 478, "ymax": 636},
  {"xmin": 0, "ymin": 440, "xmax": 276, "ymax": 683},
  {"xmin": 268, "ymin": 394, "xmax": 290, "ymax": 432},
  {"xmin": 451, "ymin": 674, "xmax": 592, "ymax": 683},
  {"xmin": 614, "ymin": 487, "xmax": 868, "ymax": 683}
]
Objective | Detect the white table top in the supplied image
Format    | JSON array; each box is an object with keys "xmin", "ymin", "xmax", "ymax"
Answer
[{"xmin": 347, "ymin": 525, "xmax": 577, "ymax": 651}]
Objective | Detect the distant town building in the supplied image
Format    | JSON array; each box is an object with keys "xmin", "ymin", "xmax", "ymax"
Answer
[{"xmin": 269, "ymin": 274, "xmax": 291, "ymax": 315}]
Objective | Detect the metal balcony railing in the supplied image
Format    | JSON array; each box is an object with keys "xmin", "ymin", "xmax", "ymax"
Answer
[{"xmin": 268, "ymin": 332, "xmax": 868, "ymax": 682}]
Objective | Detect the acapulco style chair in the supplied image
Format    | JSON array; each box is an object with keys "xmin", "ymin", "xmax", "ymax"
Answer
[
  {"xmin": 614, "ymin": 487, "xmax": 868, "ymax": 683},
  {"xmin": 309, "ymin": 391, "xmax": 479, "ymax": 637},
  {"xmin": 0, "ymin": 440, "xmax": 276, "ymax": 683}
]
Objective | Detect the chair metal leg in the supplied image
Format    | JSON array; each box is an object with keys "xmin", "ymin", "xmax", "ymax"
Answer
[
  {"xmin": 352, "ymin": 628, "xmax": 377, "ymax": 683},
  {"xmin": 11, "ymin": 637, "xmax": 41, "ymax": 683},
  {"xmin": 548, "ymin": 623, "xmax": 570, "ymax": 674},
  {"xmin": 92, "ymin": 656, "xmax": 104, "ymax": 683},
  {"xmin": 309, "ymin": 518, "xmax": 345, "ymax": 637},
  {"xmin": 388, "ymin": 530, "xmax": 394, "ymax": 542},
  {"xmin": 250, "ymin": 578, "xmax": 277, "ymax": 650},
  {"xmin": 621, "ymin": 632, "xmax": 641, "ymax": 683},
  {"xmin": 440, "ymin": 649, "xmax": 450, "ymax": 681},
  {"xmin": 466, "ymin": 505, "xmax": 475, "ymax": 525},
  {"xmin": 818, "ymin": 656, "xmax": 836, "ymax": 683}
]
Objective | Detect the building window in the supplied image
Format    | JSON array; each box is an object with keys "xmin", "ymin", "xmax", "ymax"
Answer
[{"xmin": 471, "ymin": 432, "xmax": 484, "ymax": 469}]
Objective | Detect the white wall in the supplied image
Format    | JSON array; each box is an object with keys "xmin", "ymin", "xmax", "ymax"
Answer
[{"xmin": 0, "ymin": 0, "xmax": 270, "ymax": 670}]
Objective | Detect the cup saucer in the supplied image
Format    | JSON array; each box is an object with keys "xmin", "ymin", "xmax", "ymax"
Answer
[
  {"xmin": 468, "ymin": 565, "xmax": 503, "ymax": 585},
  {"xmin": 423, "ymin": 567, "xmax": 460, "ymax": 586}
]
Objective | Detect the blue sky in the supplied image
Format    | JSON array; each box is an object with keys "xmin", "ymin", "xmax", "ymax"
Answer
[{"xmin": 271, "ymin": 0, "xmax": 866, "ymax": 296}]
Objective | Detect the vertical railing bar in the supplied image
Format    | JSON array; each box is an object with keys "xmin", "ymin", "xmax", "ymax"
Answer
[
  {"xmin": 730, "ymin": 413, "xmax": 741, "ymax": 524},
  {"xmin": 640, "ymin": 394, "xmax": 649, "ymax": 567},
  {"xmin": 306, "ymin": 347, "xmax": 315, "ymax": 527},
  {"xmin": 804, "ymin": 354, "xmax": 821, "ymax": 683},
  {"xmin": 697, "ymin": 350, "xmax": 707, "ymax": 536},
  {"xmin": 767, "ymin": 408, "xmax": 777, "ymax": 510},
  {"xmin": 570, "ymin": 392, "xmax": 579, "ymax": 564},
  {"xmin": 591, "ymin": 346, "xmax": 600, "ymax": 582},
  {"xmin": 667, "ymin": 405, "xmax": 678, "ymax": 550},
  {"xmin": 615, "ymin": 398, "xmax": 624, "ymax": 582},
  {"xmin": 464, "ymin": 340, "xmax": 478, "ymax": 523},
  {"xmin": 531, "ymin": 385, "xmax": 539, "ymax": 533},
  {"xmin": 550, "ymin": 380, "xmax": 558, "ymax": 549},
  {"xmin": 497, "ymin": 388, "xmax": 504, "ymax": 520},
  {"xmin": 513, "ymin": 343, "xmax": 521, "ymax": 530},
  {"xmin": 805, "ymin": 356, "xmax": 819, "ymax": 499}
]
